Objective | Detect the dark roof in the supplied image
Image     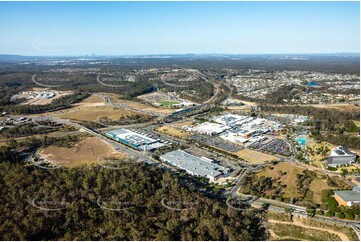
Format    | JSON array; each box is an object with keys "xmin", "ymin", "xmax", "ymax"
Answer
[{"xmin": 335, "ymin": 150, "xmax": 345, "ymax": 155}]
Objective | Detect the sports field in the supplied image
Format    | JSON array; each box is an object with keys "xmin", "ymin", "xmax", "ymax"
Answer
[
  {"xmin": 233, "ymin": 149, "xmax": 279, "ymax": 164},
  {"xmin": 39, "ymin": 137, "xmax": 128, "ymax": 168}
]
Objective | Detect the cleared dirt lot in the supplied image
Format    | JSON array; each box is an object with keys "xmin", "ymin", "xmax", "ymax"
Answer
[
  {"xmin": 55, "ymin": 106, "xmax": 138, "ymax": 122},
  {"xmin": 268, "ymin": 219, "xmax": 344, "ymax": 241},
  {"xmin": 266, "ymin": 211, "xmax": 357, "ymax": 241},
  {"xmin": 108, "ymin": 95, "xmax": 174, "ymax": 114},
  {"xmin": 155, "ymin": 126, "xmax": 191, "ymax": 139},
  {"xmin": 233, "ymin": 149, "xmax": 279, "ymax": 164},
  {"xmin": 72, "ymin": 94, "xmax": 105, "ymax": 107},
  {"xmin": 39, "ymin": 137, "xmax": 128, "ymax": 168}
]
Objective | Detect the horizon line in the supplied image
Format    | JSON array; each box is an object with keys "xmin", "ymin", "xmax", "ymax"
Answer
[{"xmin": 0, "ymin": 52, "xmax": 360, "ymax": 58}]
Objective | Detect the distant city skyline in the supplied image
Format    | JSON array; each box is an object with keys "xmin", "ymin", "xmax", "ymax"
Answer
[{"xmin": 0, "ymin": 1, "xmax": 359, "ymax": 56}]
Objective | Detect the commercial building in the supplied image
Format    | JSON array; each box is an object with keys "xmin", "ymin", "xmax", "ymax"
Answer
[
  {"xmin": 293, "ymin": 115, "xmax": 308, "ymax": 123},
  {"xmin": 220, "ymin": 131, "xmax": 249, "ymax": 145},
  {"xmin": 327, "ymin": 146, "xmax": 357, "ymax": 167},
  {"xmin": 106, "ymin": 128, "xmax": 166, "ymax": 151},
  {"xmin": 214, "ymin": 114, "xmax": 253, "ymax": 127},
  {"xmin": 334, "ymin": 190, "xmax": 360, "ymax": 207},
  {"xmin": 190, "ymin": 122, "xmax": 231, "ymax": 136},
  {"xmin": 160, "ymin": 150, "xmax": 230, "ymax": 182}
]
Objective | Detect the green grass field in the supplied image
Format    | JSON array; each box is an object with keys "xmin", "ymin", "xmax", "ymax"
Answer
[{"xmin": 158, "ymin": 100, "xmax": 181, "ymax": 107}]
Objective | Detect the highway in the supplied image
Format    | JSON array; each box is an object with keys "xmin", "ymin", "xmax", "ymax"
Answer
[
  {"xmin": 48, "ymin": 117, "xmax": 156, "ymax": 165},
  {"xmin": 26, "ymin": 74, "xmax": 360, "ymax": 238}
]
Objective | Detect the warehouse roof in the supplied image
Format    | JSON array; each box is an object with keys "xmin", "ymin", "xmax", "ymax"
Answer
[
  {"xmin": 330, "ymin": 146, "xmax": 356, "ymax": 157},
  {"xmin": 107, "ymin": 129, "xmax": 157, "ymax": 145},
  {"xmin": 160, "ymin": 150, "xmax": 228, "ymax": 179},
  {"xmin": 334, "ymin": 190, "xmax": 360, "ymax": 202}
]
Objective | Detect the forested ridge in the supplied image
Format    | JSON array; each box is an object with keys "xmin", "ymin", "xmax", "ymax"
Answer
[{"xmin": 0, "ymin": 157, "xmax": 266, "ymax": 240}]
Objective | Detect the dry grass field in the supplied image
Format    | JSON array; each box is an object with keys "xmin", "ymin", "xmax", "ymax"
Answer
[
  {"xmin": 73, "ymin": 94, "xmax": 105, "ymax": 107},
  {"xmin": 352, "ymin": 120, "xmax": 360, "ymax": 127},
  {"xmin": 108, "ymin": 95, "xmax": 174, "ymax": 114},
  {"xmin": 55, "ymin": 106, "xmax": 137, "ymax": 122},
  {"xmin": 257, "ymin": 163, "xmax": 349, "ymax": 199},
  {"xmin": 233, "ymin": 149, "xmax": 279, "ymax": 164},
  {"xmin": 155, "ymin": 126, "xmax": 191, "ymax": 139},
  {"xmin": 257, "ymin": 162, "xmax": 305, "ymax": 198},
  {"xmin": 227, "ymin": 106, "xmax": 253, "ymax": 111},
  {"xmin": 39, "ymin": 137, "xmax": 128, "ymax": 168},
  {"xmin": 309, "ymin": 178, "xmax": 335, "ymax": 204},
  {"xmin": 310, "ymin": 103, "xmax": 359, "ymax": 112},
  {"xmin": 173, "ymin": 121, "xmax": 194, "ymax": 127}
]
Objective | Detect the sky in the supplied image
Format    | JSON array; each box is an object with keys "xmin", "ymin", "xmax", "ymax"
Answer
[{"xmin": 0, "ymin": 1, "xmax": 359, "ymax": 56}]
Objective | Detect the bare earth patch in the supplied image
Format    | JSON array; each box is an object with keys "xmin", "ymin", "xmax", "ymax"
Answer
[
  {"xmin": 72, "ymin": 94, "xmax": 105, "ymax": 107},
  {"xmin": 268, "ymin": 219, "xmax": 346, "ymax": 241},
  {"xmin": 233, "ymin": 149, "xmax": 279, "ymax": 164},
  {"xmin": 55, "ymin": 106, "xmax": 138, "ymax": 122},
  {"xmin": 39, "ymin": 137, "xmax": 128, "ymax": 168},
  {"xmin": 109, "ymin": 96, "xmax": 174, "ymax": 114},
  {"xmin": 155, "ymin": 126, "xmax": 191, "ymax": 139}
]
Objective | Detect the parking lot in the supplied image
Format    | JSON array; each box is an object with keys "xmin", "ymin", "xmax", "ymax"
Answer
[
  {"xmin": 190, "ymin": 134, "xmax": 241, "ymax": 153},
  {"xmin": 259, "ymin": 138, "xmax": 291, "ymax": 156}
]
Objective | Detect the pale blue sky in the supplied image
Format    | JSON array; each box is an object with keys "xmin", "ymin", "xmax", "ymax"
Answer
[{"xmin": 0, "ymin": 1, "xmax": 359, "ymax": 55}]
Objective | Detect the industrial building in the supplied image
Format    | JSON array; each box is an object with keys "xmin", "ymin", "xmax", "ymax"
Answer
[
  {"xmin": 106, "ymin": 128, "xmax": 166, "ymax": 151},
  {"xmin": 327, "ymin": 146, "xmax": 357, "ymax": 167},
  {"xmin": 334, "ymin": 190, "xmax": 360, "ymax": 207},
  {"xmin": 160, "ymin": 150, "xmax": 230, "ymax": 182}
]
